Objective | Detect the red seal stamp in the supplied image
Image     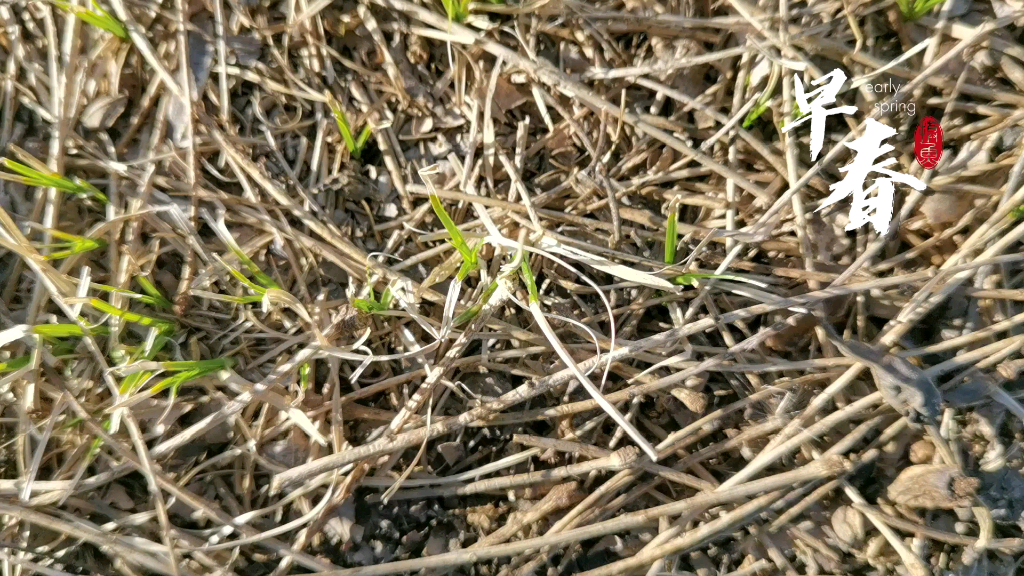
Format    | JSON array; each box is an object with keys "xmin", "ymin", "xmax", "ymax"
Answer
[{"xmin": 914, "ymin": 116, "xmax": 943, "ymax": 170}]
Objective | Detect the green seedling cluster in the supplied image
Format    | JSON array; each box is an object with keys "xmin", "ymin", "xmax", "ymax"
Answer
[
  {"xmin": 133, "ymin": 276, "xmax": 174, "ymax": 309},
  {"xmin": 89, "ymin": 298, "xmax": 174, "ymax": 331},
  {"xmin": 452, "ymin": 279, "xmax": 499, "ymax": 326},
  {"xmin": 0, "ymin": 324, "xmax": 109, "ymax": 374},
  {"xmin": 439, "ymin": 0, "xmax": 503, "ymax": 22},
  {"xmin": 53, "ymin": 0, "xmax": 128, "ymax": 39},
  {"xmin": 213, "ymin": 247, "xmax": 282, "ymax": 305},
  {"xmin": 353, "ymin": 286, "xmax": 394, "ymax": 314},
  {"xmin": 117, "ymin": 332, "xmax": 171, "ymax": 395},
  {"xmin": 1011, "ymin": 205, "xmax": 1024, "ymax": 220},
  {"xmin": 743, "ymin": 64, "xmax": 780, "ymax": 129},
  {"xmin": 0, "ymin": 152, "xmax": 108, "ymax": 204},
  {"xmin": 114, "ymin": 337, "xmax": 233, "ymax": 404},
  {"xmin": 327, "ymin": 97, "xmax": 372, "ymax": 160},
  {"xmin": 895, "ymin": 0, "xmax": 946, "ymax": 20},
  {"xmin": 92, "ymin": 277, "xmax": 174, "ymax": 309},
  {"xmin": 147, "ymin": 358, "xmax": 235, "ymax": 396},
  {"xmin": 39, "ymin": 229, "xmax": 106, "ymax": 261},
  {"xmin": 441, "ymin": 0, "xmax": 472, "ymax": 22},
  {"xmin": 429, "ymin": 193, "xmax": 482, "ymax": 281}
]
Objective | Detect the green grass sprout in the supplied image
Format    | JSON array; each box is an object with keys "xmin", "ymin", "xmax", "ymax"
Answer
[
  {"xmin": 353, "ymin": 286, "xmax": 394, "ymax": 314},
  {"xmin": 742, "ymin": 98, "xmax": 773, "ymax": 129},
  {"xmin": 664, "ymin": 210, "xmax": 678, "ymax": 265},
  {"xmin": 91, "ymin": 282, "xmax": 174, "ymax": 309},
  {"xmin": 52, "ymin": 0, "xmax": 129, "ymax": 39},
  {"xmin": 453, "ymin": 279, "xmax": 499, "ymax": 326},
  {"xmin": 327, "ymin": 95, "xmax": 372, "ymax": 159},
  {"xmin": 226, "ymin": 247, "xmax": 280, "ymax": 291},
  {"xmin": 118, "ymin": 334, "xmax": 171, "ymax": 395},
  {"xmin": 0, "ymin": 355, "xmax": 31, "ymax": 374},
  {"xmin": 1010, "ymin": 205, "xmax": 1024, "ymax": 220},
  {"xmin": 148, "ymin": 358, "xmax": 235, "ymax": 397},
  {"xmin": 299, "ymin": 362, "xmax": 311, "ymax": 390},
  {"xmin": 32, "ymin": 324, "xmax": 108, "ymax": 340},
  {"xmin": 38, "ymin": 229, "xmax": 106, "ymax": 260},
  {"xmin": 89, "ymin": 298, "xmax": 174, "ymax": 331},
  {"xmin": 134, "ymin": 276, "xmax": 173, "ymax": 309},
  {"xmin": 895, "ymin": 0, "xmax": 946, "ymax": 20},
  {"xmin": 212, "ymin": 253, "xmax": 280, "ymax": 304},
  {"xmin": 441, "ymin": 0, "xmax": 471, "ymax": 22},
  {"xmin": 743, "ymin": 64, "xmax": 779, "ymax": 129},
  {"xmin": 428, "ymin": 193, "xmax": 481, "ymax": 281},
  {"xmin": 520, "ymin": 257, "xmax": 540, "ymax": 304},
  {"xmin": 0, "ymin": 147, "xmax": 108, "ymax": 203}
]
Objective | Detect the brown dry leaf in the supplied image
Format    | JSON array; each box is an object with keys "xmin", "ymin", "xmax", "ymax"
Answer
[
  {"xmin": 490, "ymin": 76, "xmax": 529, "ymax": 116},
  {"xmin": 887, "ymin": 464, "xmax": 980, "ymax": 509}
]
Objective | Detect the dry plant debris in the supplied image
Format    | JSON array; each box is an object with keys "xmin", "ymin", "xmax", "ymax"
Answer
[{"xmin": 0, "ymin": 0, "xmax": 1024, "ymax": 574}]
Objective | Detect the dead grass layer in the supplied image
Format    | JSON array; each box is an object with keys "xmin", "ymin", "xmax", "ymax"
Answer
[{"xmin": 1, "ymin": 0, "xmax": 1024, "ymax": 574}]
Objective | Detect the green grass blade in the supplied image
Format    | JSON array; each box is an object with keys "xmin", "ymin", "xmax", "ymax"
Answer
[
  {"xmin": 742, "ymin": 99, "xmax": 772, "ymax": 129},
  {"xmin": 222, "ymin": 259, "xmax": 268, "ymax": 295},
  {"xmin": 90, "ymin": 282, "xmax": 171, "ymax": 308},
  {"xmin": 1, "ymin": 159, "xmax": 69, "ymax": 188},
  {"xmin": 354, "ymin": 124, "xmax": 373, "ymax": 153},
  {"xmin": 520, "ymin": 257, "xmax": 539, "ymax": 304},
  {"xmin": 149, "ymin": 358, "xmax": 233, "ymax": 395},
  {"xmin": 52, "ymin": 0, "xmax": 129, "ymax": 39},
  {"xmin": 160, "ymin": 358, "xmax": 234, "ymax": 372},
  {"xmin": 908, "ymin": 0, "xmax": 945, "ymax": 18},
  {"xmin": 120, "ymin": 370, "xmax": 155, "ymax": 394},
  {"xmin": 664, "ymin": 210, "xmax": 678, "ymax": 265},
  {"xmin": 32, "ymin": 324, "xmax": 109, "ymax": 339},
  {"xmin": 353, "ymin": 287, "xmax": 391, "ymax": 314},
  {"xmin": 380, "ymin": 287, "xmax": 394, "ymax": 309},
  {"xmin": 329, "ymin": 100, "xmax": 360, "ymax": 157},
  {"xmin": 221, "ymin": 247, "xmax": 279, "ymax": 290},
  {"xmin": 135, "ymin": 276, "xmax": 173, "ymax": 309},
  {"xmin": 299, "ymin": 362, "xmax": 311, "ymax": 390},
  {"xmin": 441, "ymin": 0, "xmax": 457, "ymax": 20},
  {"xmin": 453, "ymin": 279, "xmax": 499, "ymax": 326},
  {"xmin": 428, "ymin": 194, "xmax": 474, "ymax": 262},
  {"xmin": 0, "ymin": 158, "xmax": 107, "ymax": 202},
  {"xmin": 118, "ymin": 335, "xmax": 171, "ymax": 395},
  {"xmin": 440, "ymin": 0, "xmax": 470, "ymax": 21},
  {"xmin": 0, "ymin": 355, "xmax": 31, "ymax": 374},
  {"xmin": 42, "ymin": 236, "xmax": 106, "ymax": 260},
  {"xmin": 352, "ymin": 299, "xmax": 381, "ymax": 313},
  {"xmin": 89, "ymin": 298, "xmax": 174, "ymax": 331}
]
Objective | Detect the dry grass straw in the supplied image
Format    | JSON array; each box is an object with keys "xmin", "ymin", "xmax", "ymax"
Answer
[{"xmin": 1, "ymin": 0, "xmax": 1024, "ymax": 574}]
